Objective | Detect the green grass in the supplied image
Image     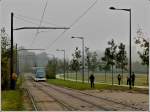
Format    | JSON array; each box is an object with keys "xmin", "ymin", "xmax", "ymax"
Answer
[
  {"xmin": 1, "ymin": 90, "xmax": 24, "ymax": 111},
  {"xmin": 47, "ymin": 79, "xmax": 148, "ymax": 94},
  {"xmin": 60, "ymin": 72, "xmax": 148, "ymax": 86},
  {"xmin": 1, "ymin": 74, "xmax": 25, "ymax": 111}
]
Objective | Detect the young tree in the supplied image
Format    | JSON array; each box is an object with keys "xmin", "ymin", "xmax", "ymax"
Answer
[
  {"xmin": 1, "ymin": 27, "xmax": 10, "ymax": 90},
  {"xmin": 85, "ymin": 48, "xmax": 99, "ymax": 82},
  {"xmin": 116, "ymin": 43, "xmax": 128, "ymax": 84},
  {"xmin": 65, "ymin": 59, "xmax": 70, "ymax": 79},
  {"xmin": 90, "ymin": 51, "xmax": 99, "ymax": 74},
  {"xmin": 135, "ymin": 28, "xmax": 149, "ymax": 85},
  {"xmin": 103, "ymin": 39, "xmax": 117, "ymax": 85},
  {"xmin": 56, "ymin": 59, "xmax": 64, "ymax": 74},
  {"xmin": 101, "ymin": 51, "xmax": 111, "ymax": 83},
  {"xmin": 85, "ymin": 47, "xmax": 91, "ymax": 83},
  {"xmin": 70, "ymin": 47, "xmax": 81, "ymax": 82}
]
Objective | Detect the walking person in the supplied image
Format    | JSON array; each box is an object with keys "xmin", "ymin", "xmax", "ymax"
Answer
[
  {"xmin": 117, "ymin": 74, "xmax": 121, "ymax": 85},
  {"xmin": 127, "ymin": 75, "xmax": 130, "ymax": 85},
  {"xmin": 131, "ymin": 72, "xmax": 135, "ymax": 87},
  {"xmin": 89, "ymin": 74, "xmax": 95, "ymax": 88}
]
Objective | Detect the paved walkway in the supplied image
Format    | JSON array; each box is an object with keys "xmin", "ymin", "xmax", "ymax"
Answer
[{"xmin": 56, "ymin": 75, "xmax": 149, "ymax": 89}]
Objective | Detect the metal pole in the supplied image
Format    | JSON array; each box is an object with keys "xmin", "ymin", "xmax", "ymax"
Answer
[
  {"xmin": 16, "ymin": 44, "xmax": 18, "ymax": 75},
  {"xmin": 18, "ymin": 52, "xmax": 19, "ymax": 75},
  {"xmin": 129, "ymin": 10, "xmax": 132, "ymax": 89},
  {"xmin": 10, "ymin": 12, "xmax": 14, "ymax": 89},
  {"xmin": 64, "ymin": 50, "xmax": 66, "ymax": 80},
  {"xmin": 82, "ymin": 38, "xmax": 85, "ymax": 83}
]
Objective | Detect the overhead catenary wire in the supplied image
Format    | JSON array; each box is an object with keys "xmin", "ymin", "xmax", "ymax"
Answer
[
  {"xmin": 14, "ymin": 16, "xmax": 51, "ymax": 33},
  {"xmin": 45, "ymin": 0, "xmax": 98, "ymax": 50},
  {"xmin": 36, "ymin": 0, "xmax": 48, "ymax": 34},
  {"xmin": 14, "ymin": 14, "xmax": 58, "ymax": 26},
  {"xmin": 30, "ymin": 0, "xmax": 48, "ymax": 47},
  {"xmin": 14, "ymin": 16, "xmax": 40, "ymax": 26}
]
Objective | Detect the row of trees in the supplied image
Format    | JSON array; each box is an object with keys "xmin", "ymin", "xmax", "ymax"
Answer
[
  {"xmin": 55, "ymin": 28, "xmax": 149, "ymax": 85},
  {"xmin": 69, "ymin": 39, "xmax": 128, "ymax": 85}
]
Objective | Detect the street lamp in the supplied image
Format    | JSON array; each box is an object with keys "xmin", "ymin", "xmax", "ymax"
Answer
[
  {"xmin": 71, "ymin": 36, "xmax": 85, "ymax": 83},
  {"xmin": 109, "ymin": 6, "xmax": 132, "ymax": 89},
  {"xmin": 56, "ymin": 49, "xmax": 66, "ymax": 80}
]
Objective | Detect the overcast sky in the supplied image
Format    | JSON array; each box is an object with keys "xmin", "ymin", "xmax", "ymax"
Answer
[{"xmin": 1, "ymin": 0, "xmax": 150, "ymax": 59}]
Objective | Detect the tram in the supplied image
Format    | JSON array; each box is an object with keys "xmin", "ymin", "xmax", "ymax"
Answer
[{"xmin": 32, "ymin": 67, "xmax": 46, "ymax": 81}]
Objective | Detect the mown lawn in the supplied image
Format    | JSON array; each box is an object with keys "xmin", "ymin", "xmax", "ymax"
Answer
[
  {"xmin": 60, "ymin": 72, "xmax": 148, "ymax": 86},
  {"xmin": 1, "ymin": 90, "xmax": 24, "ymax": 111},
  {"xmin": 47, "ymin": 79, "xmax": 148, "ymax": 94}
]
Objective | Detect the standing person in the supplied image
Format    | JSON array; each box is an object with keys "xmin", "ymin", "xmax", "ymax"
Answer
[
  {"xmin": 89, "ymin": 74, "xmax": 95, "ymax": 88},
  {"xmin": 131, "ymin": 72, "xmax": 135, "ymax": 87},
  {"xmin": 12, "ymin": 73, "xmax": 17, "ymax": 89},
  {"xmin": 127, "ymin": 75, "xmax": 130, "ymax": 85},
  {"xmin": 117, "ymin": 74, "xmax": 121, "ymax": 85}
]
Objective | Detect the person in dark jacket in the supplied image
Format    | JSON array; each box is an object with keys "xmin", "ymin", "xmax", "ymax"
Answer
[
  {"xmin": 89, "ymin": 74, "xmax": 95, "ymax": 88},
  {"xmin": 117, "ymin": 74, "xmax": 121, "ymax": 85},
  {"xmin": 127, "ymin": 75, "xmax": 130, "ymax": 85},
  {"xmin": 131, "ymin": 72, "xmax": 135, "ymax": 86}
]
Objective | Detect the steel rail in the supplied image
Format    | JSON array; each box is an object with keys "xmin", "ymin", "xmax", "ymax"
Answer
[
  {"xmin": 38, "ymin": 82, "xmax": 109, "ymax": 111},
  {"xmin": 30, "ymin": 81, "xmax": 78, "ymax": 111},
  {"xmin": 40, "ymin": 82, "xmax": 143, "ymax": 111},
  {"xmin": 24, "ymin": 88, "xmax": 39, "ymax": 111}
]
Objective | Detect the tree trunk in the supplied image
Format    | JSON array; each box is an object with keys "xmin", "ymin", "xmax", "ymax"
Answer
[
  {"xmin": 147, "ymin": 65, "xmax": 149, "ymax": 85},
  {"xmin": 88, "ymin": 69, "xmax": 89, "ymax": 83},
  {"xmin": 122, "ymin": 67, "xmax": 123, "ymax": 84},
  {"xmin": 66, "ymin": 67, "xmax": 68, "ymax": 79},
  {"xmin": 105, "ymin": 71, "xmax": 106, "ymax": 83},
  {"xmin": 112, "ymin": 65, "xmax": 113, "ymax": 85},
  {"xmin": 115, "ymin": 65, "xmax": 117, "ymax": 75},
  {"xmin": 76, "ymin": 71, "xmax": 77, "ymax": 82}
]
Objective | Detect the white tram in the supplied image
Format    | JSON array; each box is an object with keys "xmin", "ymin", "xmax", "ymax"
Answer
[{"xmin": 32, "ymin": 67, "xmax": 46, "ymax": 81}]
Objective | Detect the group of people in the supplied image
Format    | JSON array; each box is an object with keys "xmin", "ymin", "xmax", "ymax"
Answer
[
  {"xmin": 118, "ymin": 72, "xmax": 135, "ymax": 86},
  {"xmin": 89, "ymin": 72, "xmax": 136, "ymax": 88}
]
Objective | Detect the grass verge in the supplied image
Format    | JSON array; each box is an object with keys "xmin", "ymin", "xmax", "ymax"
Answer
[
  {"xmin": 47, "ymin": 79, "xmax": 148, "ymax": 94},
  {"xmin": 1, "ymin": 90, "xmax": 24, "ymax": 111},
  {"xmin": 1, "ymin": 74, "xmax": 26, "ymax": 111}
]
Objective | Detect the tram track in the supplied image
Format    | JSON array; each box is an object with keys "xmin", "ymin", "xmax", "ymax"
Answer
[
  {"xmin": 30, "ymin": 81, "xmax": 78, "ymax": 111},
  {"xmin": 24, "ymin": 88, "xmax": 39, "ymax": 111},
  {"xmin": 57, "ymin": 85, "xmax": 142, "ymax": 110},
  {"xmin": 39, "ymin": 82, "xmax": 143, "ymax": 111},
  {"xmin": 34, "ymin": 81, "xmax": 106, "ymax": 111},
  {"xmin": 24, "ymin": 75, "xmax": 145, "ymax": 111}
]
